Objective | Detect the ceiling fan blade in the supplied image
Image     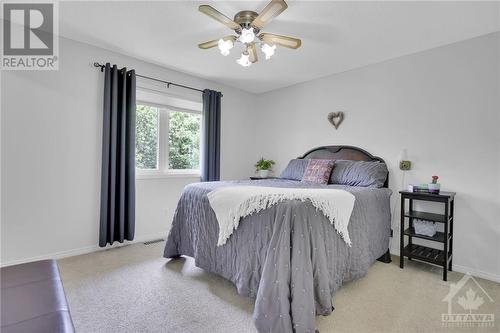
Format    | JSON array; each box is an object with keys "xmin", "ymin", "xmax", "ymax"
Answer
[
  {"xmin": 251, "ymin": 0, "xmax": 288, "ymax": 29},
  {"xmin": 198, "ymin": 39, "xmax": 218, "ymax": 49},
  {"xmin": 248, "ymin": 43, "xmax": 258, "ymax": 63},
  {"xmin": 260, "ymin": 33, "xmax": 301, "ymax": 49},
  {"xmin": 199, "ymin": 5, "xmax": 241, "ymax": 31},
  {"xmin": 198, "ymin": 36, "xmax": 236, "ymax": 49}
]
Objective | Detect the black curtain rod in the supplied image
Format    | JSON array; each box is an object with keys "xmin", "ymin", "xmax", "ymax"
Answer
[{"xmin": 93, "ymin": 62, "xmax": 217, "ymax": 95}]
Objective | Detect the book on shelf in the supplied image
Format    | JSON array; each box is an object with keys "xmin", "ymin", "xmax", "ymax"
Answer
[{"xmin": 409, "ymin": 184, "xmax": 431, "ymax": 193}]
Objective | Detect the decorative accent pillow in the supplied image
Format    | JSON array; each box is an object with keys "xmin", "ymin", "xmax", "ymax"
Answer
[
  {"xmin": 280, "ymin": 159, "xmax": 309, "ymax": 180},
  {"xmin": 301, "ymin": 159, "xmax": 335, "ymax": 184},
  {"xmin": 329, "ymin": 160, "xmax": 388, "ymax": 188}
]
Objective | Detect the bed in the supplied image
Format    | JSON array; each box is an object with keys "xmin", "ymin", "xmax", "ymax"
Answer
[{"xmin": 164, "ymin": 145, "xmax": 392, "ymax": 333}]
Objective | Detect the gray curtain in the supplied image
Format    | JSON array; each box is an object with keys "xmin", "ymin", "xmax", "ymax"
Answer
[
  {"xmin": 99, "ymin": 63, "xmax": 136, "ymax": 247},
  {"xmin": 201, "ymin": 89, "xmax": 222, "ymax": 182}
]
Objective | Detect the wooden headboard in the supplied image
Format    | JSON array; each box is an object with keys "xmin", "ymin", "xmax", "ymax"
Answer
[{"xmin": 298, "ymin": 145, "xmax": 389, "ymax": 187}]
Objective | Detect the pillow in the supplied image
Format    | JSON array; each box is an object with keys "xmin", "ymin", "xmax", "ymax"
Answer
[
  {"xmin": 280, "ymin": 159, "xmax": 309, "ymax": 180},
  {"xmin": 329, "ymin": 160, "xmax": 388, "ymax": 188},
  {"xmin": 301, "ymin": 159, "xmax": 335, "ymax": 184}
]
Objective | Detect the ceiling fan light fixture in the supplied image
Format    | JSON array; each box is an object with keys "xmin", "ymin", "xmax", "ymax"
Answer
[
  {"xmin": 198, "ymin": 0, "xmax": 301, "ymax": 67},
  {"xmin": 238, "ymin": 27, "xmax": 255, "ymax": 44},
  {"xmin": 217, "ymin": 38, "xmax": 234, "ymax": 56},
  {"xmin": 261, "ymin": 43, "xmax": 276, "ymax": 59},
  {"xmin": 237, "ymin": 52, "xmax": 252, "ymax": 67}
]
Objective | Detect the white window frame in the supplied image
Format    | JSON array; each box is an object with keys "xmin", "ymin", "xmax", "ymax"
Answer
[{"xmin": 135, "ymin": 87, "xmax": 202, "ymax": 179}]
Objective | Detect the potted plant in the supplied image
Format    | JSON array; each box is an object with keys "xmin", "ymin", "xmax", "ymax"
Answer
[{"xmin": 255, "ymin": 158, "xmax": 275, "ymax": 178}]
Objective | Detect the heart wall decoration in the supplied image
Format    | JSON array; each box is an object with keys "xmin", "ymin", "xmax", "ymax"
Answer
[{"xmin": 327, "ymin": 112, "xmax": 344, "ymax": 129}]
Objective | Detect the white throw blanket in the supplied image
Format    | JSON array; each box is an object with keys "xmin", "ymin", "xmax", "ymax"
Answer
[{"xmin": 207, "ymin": 186, "xmax": 356, "ymax": 246}]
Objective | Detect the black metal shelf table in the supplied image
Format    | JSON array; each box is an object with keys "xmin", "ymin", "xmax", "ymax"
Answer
[{"xmin": 399, "ymin": 190, "xmax": 456, "ymax": 281}]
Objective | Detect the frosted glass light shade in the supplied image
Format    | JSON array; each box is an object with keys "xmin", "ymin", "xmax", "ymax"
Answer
[
  {"xmin": 236, "ymin": 52, "xmax": 251, "ymax": 67},
  {"xmin": 261, "ymin": 43, "xmax": 276, "ymax": 60},
  {"xmin": 239, "ymin": 28, "xmax": 255, "ymax": 44},
  {"xmin": 217, "ymin": 38, "xmax": 233, "ymax": 56}
]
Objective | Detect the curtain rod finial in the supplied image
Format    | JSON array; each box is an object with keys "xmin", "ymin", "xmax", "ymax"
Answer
[{"xmin": 94, "ymin": 62, "xmax": 104, "ymax": 72}]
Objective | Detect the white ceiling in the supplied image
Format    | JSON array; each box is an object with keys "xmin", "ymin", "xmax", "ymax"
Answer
[{"xmin": 59, "ymin": 1, "xmax": 500, "ymax": 94}]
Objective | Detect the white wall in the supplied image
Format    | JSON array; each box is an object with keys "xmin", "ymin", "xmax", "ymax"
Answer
[
  {"xmin": 1, "ymin": 37, "xmax": 258, "ymax": 265},
  {"xmin": 254, "ymin": 33, "xmax": 500, "ymax": 281}
]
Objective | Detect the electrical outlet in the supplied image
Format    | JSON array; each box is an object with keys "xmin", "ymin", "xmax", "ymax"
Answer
[{"xmin": 399, "ymin": 160, "xmax": 411, "ymax": 171}]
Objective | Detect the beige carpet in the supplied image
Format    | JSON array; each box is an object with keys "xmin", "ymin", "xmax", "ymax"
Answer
[{"xmin": 58, "ymin": 242, "xmax": 499, "ymax": 333}]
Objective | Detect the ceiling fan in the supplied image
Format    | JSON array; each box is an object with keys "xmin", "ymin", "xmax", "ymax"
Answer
[{"xmin": 198, "ymin": 0, "xmax": 301, "ymax": 67}]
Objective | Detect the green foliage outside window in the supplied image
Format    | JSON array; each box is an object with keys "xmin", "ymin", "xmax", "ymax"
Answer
[
  {"xmin": 169, "ymin": 111, "xmax": 201, "ymax": 170},
  {"xmin": 135, "ymin": 104, "xmax": 201, "ymax": 171},
  {"xmin": 135, "ymin": 105, "xmax": 159, "ymax": 169}
]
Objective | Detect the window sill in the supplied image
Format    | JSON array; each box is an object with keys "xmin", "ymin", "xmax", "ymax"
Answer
[{"xmin": 136, "ymin": 173, "xmax": 201, "ymax": 180}]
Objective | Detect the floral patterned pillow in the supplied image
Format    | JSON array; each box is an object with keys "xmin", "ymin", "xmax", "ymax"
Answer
[{"xmin": 301, "ymin": 159, "xmax": 335, "ymax": 184}]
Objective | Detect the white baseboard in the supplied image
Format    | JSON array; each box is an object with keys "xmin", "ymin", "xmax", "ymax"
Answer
[
  {"xmin": 4, "ymin": 236, "xmax": 498, "ymax": 283},
  {"xmin": 388, "ymin": 245, "xmax": 500, "ymax": 283},
  {"xmin": 0, "ymin": 232, "xmax": 166, "ymax": 268},
  {"xmin": 451, "ymin": 264, "xmax": 500, "ymax": 283}
]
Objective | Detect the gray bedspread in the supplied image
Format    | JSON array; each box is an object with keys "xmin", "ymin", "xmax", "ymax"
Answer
[{"xmin": 164, "ymin": 179, "xmax": 392, "ymax": 333}]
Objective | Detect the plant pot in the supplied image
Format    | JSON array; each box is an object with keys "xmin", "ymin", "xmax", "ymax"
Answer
[
  {"xmin": 258, "ymin": 170, "xmax": 270, "ymax": 178},
  {"xmin": 428, "ymin": 183, "xmax": 441, "ymax": 194}
]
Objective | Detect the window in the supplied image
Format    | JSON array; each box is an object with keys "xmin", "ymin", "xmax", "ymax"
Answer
[
  {"xmin": 135, "ymin": 89, "xmax": 202, "ymax": 178},
  {"xmin": 168, "ymin": 111, "xmax": 201, "ymax": 170},
  {"xmin": 136, "ymin": 105, "xmax": 159, "ymax": 170}
]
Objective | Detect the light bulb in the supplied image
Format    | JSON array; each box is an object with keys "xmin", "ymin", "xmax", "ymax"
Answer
[
  {"xmin": 261, "ymin": 43, "xmax": 276, "ymax": 60},
  {"xmin": 217, "ymin": 38, "xmax": 233, "ymax": 56},
  {"xmin": 236, "ymin": 52, "xmax": 251, "ymax": 67},
  {"xmin": 238, "ymin": 28, "xmax": 255, "ymax": 44}
]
